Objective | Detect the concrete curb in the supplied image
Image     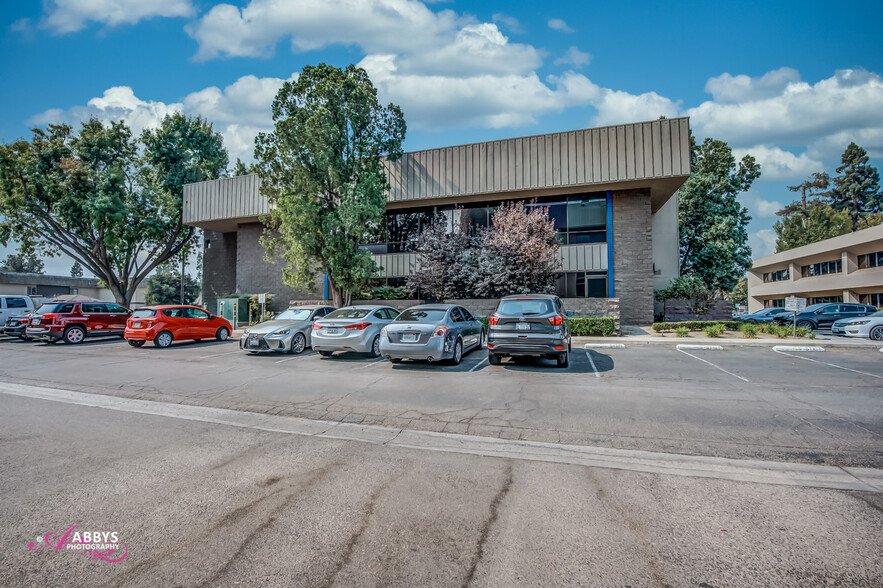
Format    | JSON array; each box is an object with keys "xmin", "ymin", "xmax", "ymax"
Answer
[
  {"xmin": 676, "ymin": 344, "xmax": 724, "ymax": 351},
  {"xmin": 583, "ymin": 343, "xmax": 626, "ymax": 349},
  {"xmin": 573, "ymin": 336, "xmax": 881, "ymax": 348},
  {"xmin": 772, "ymin": 346, "xmax": 825, "ymax": 352}
]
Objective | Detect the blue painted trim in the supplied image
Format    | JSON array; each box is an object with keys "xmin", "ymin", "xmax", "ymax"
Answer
[
  {"xmin": 323, "ymin": 273, "xmax": 329, "ymax": 301},
  {"xmin": 606, "ymin": 191, "xmax": 614, "ymax": 298}
]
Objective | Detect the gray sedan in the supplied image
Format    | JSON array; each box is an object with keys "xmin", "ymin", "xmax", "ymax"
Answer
[
  {"xmin": 379, "ymin": 304, "xmax": 484, "ymax": 365},
  {"xmin": 311, "ymin": 305, "xmax": 400, "ymax": 357},
  {"xmin": 240, "ymin": 305, "xmax": 336, "ymax": 354}
]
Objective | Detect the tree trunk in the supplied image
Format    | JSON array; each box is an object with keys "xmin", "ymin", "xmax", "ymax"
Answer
[{"xmin": 327, "ymin": 277, "xmax": 352, "ymax": 308}]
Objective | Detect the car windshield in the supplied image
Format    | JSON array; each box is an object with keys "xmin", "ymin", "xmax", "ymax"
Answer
[
  {"xmin": 870, "ymin": 310, "xmax": 883, "ymax": 317},
  {"xmin": 132, "ymin": 309, "xmax": 157, "ymax": 318},
  {"xmin": 497, "ymin": 299, "xmax": 555, "ymax": 316},
  {"xmin": 395, "ymin": 308, "xmax": 448, "ymax": 322},
  {"xmin": 275, "ymin": 309, "xmax": 313, "ymax": 321},
  {"xmin": 804, "ymin": 304, "xmax": 826, "ymax": 313},
  {"xmin": 325, "ymin": 308, "xmax": 370, "ymax": 320}
]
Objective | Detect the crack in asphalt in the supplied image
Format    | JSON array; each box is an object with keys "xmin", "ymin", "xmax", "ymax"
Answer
[{"xmin": 462, "ymin": 461, "xmax": 514, "ymax": 588}]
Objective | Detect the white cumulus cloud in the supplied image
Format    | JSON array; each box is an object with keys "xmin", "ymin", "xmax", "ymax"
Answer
[
  {"xmin": 733, "ymin": 146, "xmax": 824, "ymax": 182},
  {"xmin": 749, "ymin": 229, "xmax": 778, "ymax": 259},
  {"xmin": 554, "ymin": 46, "xmax": 591, "ymax": 68},
  {"xmin": 41, "ymin": 0, "xmax": 194, "ymax": 34},
  {"xmin": 547, "ymin": 18, "xmax": 573, "ymax": 33}
]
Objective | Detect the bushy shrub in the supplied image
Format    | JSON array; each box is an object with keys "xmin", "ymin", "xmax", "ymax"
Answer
[
  {"xmin": 675, "ymin": 326, "xmax": 690, "ymax": 337},
  {"xmin": 773, "ymin": 324, "xmax": 791, "ymax": 338},
  {"xmin": 703, "ymin": 324, "xmax": 725, "ymax": 337},
  {"xmin": 651, "ymin": 321, "xmax": 741, "ymax": 332},
  {"xmin": 652, "ymin": 323, "xmax": 665, "ymax": 333},
  {"xmin": 567, "ymin": 317, "xmax": 616, "ymax": 337},
  {"xmin": 739, "ymin": 323, "xmax": 758, "ymax": 338},
  {"xmin": 795, "ymin": 326, "xmax": 815, "ymax": 339}
]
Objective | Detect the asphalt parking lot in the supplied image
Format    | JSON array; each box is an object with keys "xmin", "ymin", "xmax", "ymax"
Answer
[{"xmin": 2, "ymin": 334, "xmax": 882, "ymax": 468}]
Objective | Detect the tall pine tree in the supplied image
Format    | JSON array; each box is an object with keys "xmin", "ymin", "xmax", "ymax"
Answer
[{"xmin": 829, "ymin": 142, "xmax": 881, "ymax": 231}]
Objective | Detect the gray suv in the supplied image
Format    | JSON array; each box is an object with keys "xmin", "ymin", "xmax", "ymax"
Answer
[{"xmin": 487, "ymin": 294, "xmax": 572, "ymax": 367}]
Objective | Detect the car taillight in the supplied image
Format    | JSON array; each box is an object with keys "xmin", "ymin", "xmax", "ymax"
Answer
[
  {"xmin": 312, "ymin": 323, "xmax": 322, "ymax": 329},
  {"xmin": 41, "ymin": 313, "xmax": 58, "ymax": 322},
  {"xmin": 549, "ymin": 315, "xmax": 564, "ymax": 326},
  {"xmin": 488, "ymin": 316, "xmax": 498, "ymax": 326},
  {"xmin": 433, "ymin": 326, "xmax": 449, "ymax": 337},
  {"xmin": 344, "ymin": 322, "xmax": 371, "ymax": 330}
]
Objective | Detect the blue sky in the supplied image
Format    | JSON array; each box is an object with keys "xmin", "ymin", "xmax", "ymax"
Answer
[{"xmin": 2, "ymin": 0, "xmax": 882, "ymax": 276}]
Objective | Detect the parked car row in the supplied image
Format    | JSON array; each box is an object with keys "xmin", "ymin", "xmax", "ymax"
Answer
[{"xmin": 771, "ymin": 303, "xmax": 878, "ymax": 331}]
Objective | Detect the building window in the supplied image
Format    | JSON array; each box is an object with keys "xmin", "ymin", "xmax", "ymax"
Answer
[
  {"xmin": 762, "ymin": 269, "xmax": 789, "ymax": 283},
  {"xmin": 71, "ymin": 288, "xmax": 78, "ymax": 295},
  {"xmin": 557, "ymin": 272, "xmax": 607, "ymax": 298},
  {"xmin": 801, "ymin": 259, "xmax": 842, "ymax": 277},
  {"xmin": 859, "ymin": 293, "xmax": 883, "ymax": 307},
  {"xmin": 27, "ymin": 286, "xmax": 37, "ymax": 295},
  {"xmin": 858, "ymin": 251, "xmax": 883, "ymax": 269},
  {"xmin": 764, "ymin": 299, "xmax": 785, "ymax": 308},
  {"xmin": 810, "ymin": 296, "xmax": 843, "ymax": 304}
]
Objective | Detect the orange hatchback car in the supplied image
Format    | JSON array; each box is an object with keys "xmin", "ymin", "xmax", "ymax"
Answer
[{"xmin": 125, "ymin": 305, "xmax": 232, "ymax": 348}]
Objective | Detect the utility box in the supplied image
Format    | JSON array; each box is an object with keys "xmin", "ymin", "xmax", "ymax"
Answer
[{"xmin": 217, "ymin": 297, "xmax": 249, "ymax": 327}]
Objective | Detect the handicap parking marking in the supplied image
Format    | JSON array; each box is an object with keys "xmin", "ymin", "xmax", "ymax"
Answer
[
  {"xmin": 773, "ymin": 348, "xmax": 883, "ymax": 380},
  {"xmin": 676, "ymin": 347, "xmax": 750, "ymax": 383},
  {"xmin": 583, "ymin": 350, "xmax": 601, "ymax": 378}
]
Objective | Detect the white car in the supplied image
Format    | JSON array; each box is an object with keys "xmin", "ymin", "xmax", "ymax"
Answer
[{"xmin": 842, "ymin": 310, "xmax": 883, "ymax": 341}]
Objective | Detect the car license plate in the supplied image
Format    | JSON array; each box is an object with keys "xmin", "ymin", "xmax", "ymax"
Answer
[
  {"xmin": 132, "ymin": 322, "xmax": 141, "ymax": 328},
  {"xmin": 249, "ymin": 339, "xmax": 260, "ymax": 347},
  {"xmin": 325, "ymin": 328, "xmax": 341, "ymax": 334},
  {"xmin": 402, "ymin": 333, "xmax": 418, "ymax": 342},
  {"xmin": 516, "ymin": 322, "xmax": 530, "ymax": 330}
]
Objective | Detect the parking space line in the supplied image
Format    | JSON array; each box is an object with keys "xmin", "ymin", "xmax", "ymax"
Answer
[
  {"xmin": 676, "ymin": 348, "xmax": 749, "ymax": 383},
  {"xmin": 773, "ymin": 349, "xmax": 883, "ymax": 380},
  {"xmin": 469, "ymin": 358, "xmax": 488, "ymax": 372},
  {"xmin": 360, "ymin": 359, "xmax": 387, "ymax": 368},
  {"xmin": 584, "ymin": 351, "xmax": 600, "ymax": 378},
  {"xmin": 197, "ymin": 349, "xmax": 243, "ymax": 360},
  {"xmin": 274, "ymin": 353, "xmax": 314, "ymax": 364}
]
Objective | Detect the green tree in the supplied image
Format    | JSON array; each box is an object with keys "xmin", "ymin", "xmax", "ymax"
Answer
[
  {"xmin": 774, "ymin": 202, "xmax": 852, "ymax": 252},
  {"xmin": 724, "ymin": 276, "xmax": 747, "ymax": 307},
  {"xmin": 0, "ymin": 115, "xmax": 227, "ymax": 307},
  {"xmin": 255, "ymin": 63, "xmax": 406, "ymax": 307},
  {"xmin": 145, "ymin": 269, "xmax": 200, "ymax": 305},
  {"xmin": 779, "ymin": 172, "xmax": 830, "ymax": 217},
  {"xmin": 0, "ymin": 252, "xmax": 44, "ymax": 273},
  {"xmin": 70, "ymin": 260, "xmax": 83, "ymax": 277},
  {"xmin": 829, "ymin": 142, "xmax": 881, "ymax": 230},
  {"xmin": 678, "ymin": 136, "xmax": 760, "ymax": 291},
  {"xmin": 232, "ymin": 158, "xmax": 257, "ymax": 176},
  {"xmin": 654, "ymin": 274, "xmax": 718, "ymax": 319}
]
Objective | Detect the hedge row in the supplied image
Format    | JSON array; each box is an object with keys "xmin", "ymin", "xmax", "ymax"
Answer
[
  {"xmin": 652, "ymin": 320, "xmax": 742, "ymax": 332},
  {"xmin": 477, "ymin": 316, "xmax": 617, "ymax": 337}
]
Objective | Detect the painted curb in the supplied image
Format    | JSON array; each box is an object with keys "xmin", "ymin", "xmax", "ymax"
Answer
[
  {"xmin": 583, "ymin": 343, "xmax": 626, "ymax": 349},
  {"xmin": 772, "ymin": 346, "xmax": 825, "ymax": 352},
  {"xmin": 676, "ymin": 344, "xmax": 723, "ymax": 351}
]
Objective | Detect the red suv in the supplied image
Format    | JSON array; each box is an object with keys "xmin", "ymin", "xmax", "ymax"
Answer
[{"xmin": 26, "ymin": 300, "xmax": 132, "ymax": 344}]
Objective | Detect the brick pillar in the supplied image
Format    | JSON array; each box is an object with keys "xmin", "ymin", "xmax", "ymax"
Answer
[
  {"xmin": 202, "ymin": 230, "xmax": 237, "ymax": 314},
  {"xmin": 612, "ymin": 189, "xmax": 653, "ymax": 325}
]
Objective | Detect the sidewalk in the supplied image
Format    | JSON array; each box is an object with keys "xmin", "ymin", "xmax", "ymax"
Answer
[{"xmin": 574, "ymin": 326, "xmax": 883, "ymax": 348}]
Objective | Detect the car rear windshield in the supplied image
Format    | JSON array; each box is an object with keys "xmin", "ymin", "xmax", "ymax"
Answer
[
  {"xmin": 275, "ymin": 309, "xmax": 313, "ymax": 321},
  {"xmin": 496, "ymin": 299, "xmax": 555, "ymax": 316},
  {"xmin": 325, "ymin": 308, "xmax": 370, "ymax": 319},
  {"xmin": 395, "ymin": 308, "xmax": 448, "ymax": 322},
  {"xmin": 35, "ymin": 303, "xmax": 66, "ymax": 314},
  {"xmin": 132, "ymin": 309, "xmax": 157, "ymax": 318}
]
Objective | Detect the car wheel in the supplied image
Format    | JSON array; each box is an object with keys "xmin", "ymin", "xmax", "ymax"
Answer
[
  {"xmin": 796, "ymin": 320, "xmax": 814, "ymax": 330},
  {"xmin": 557, "ymin": 351, "xmax": 569, "ymax": 368},
  {"xmin": 488, "ymin": 352, "xmax": 500, "ymax": 365},
  {"xmin": 870, "ymin": 326, "xmax": 883, "ymax": 341},
  {"xmin": 747, "ymin": 319, "xmax": 757, "ymax": 324},
  {"xmin": 215, "ymin": 327, "xmax": 229, "ymax": 341},
  {"xmin": 450, "ymin": 339, "xmax": 463, "ymax": 365},
  {"xmin": 318, "ymin": 350, "xmax": 333, "ymax": 357},
  {"xmin": 127, "ymin": 340, "xmax": 145, "ymax": 347},
  {"xmin": 154, "ymin": 331, "xmax": 174, "ymax": 348},
  {"xmin": 63, "ymin": 326, "xmax": 86, "ymax": 344},
  {"xmin": 370, "ymin": 335, "xmax": 381, "ymax": 357},
  {"xmin": 289, "ymin": 332, "xmax": 306, "ymax": 354}
]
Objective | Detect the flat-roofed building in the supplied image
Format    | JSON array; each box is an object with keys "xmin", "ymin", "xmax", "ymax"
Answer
[
  {"xmin": 747, "ymin": 224, "xmax": 883, "ymax": 312},
  {"xmin": 183, "ymin": 118, "xmax": 692, "ymax": 324}
]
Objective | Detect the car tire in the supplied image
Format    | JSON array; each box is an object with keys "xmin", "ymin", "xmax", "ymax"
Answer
[
  {"xmin": 215, "ymin": 327, "xmax": 229, "ymax": 342},
  {"xmin": 488, "ymin": 352, "xmax": 500, "ymax": 365},
  {"xmin": 370, "ymin": 335, "xmax": 381, "ymax": 358},
  {"xmin": 796, "ymin": 320, "xmax": 815, "ymax": 330},
  {"xmin": 154, "ymin": 331, "xmax": 174, "ymax": 348},
  {"xmin": 289, "ymin": 332, "xmax": 306, "ymax": 354},
  {"xmin": 747, "ymin": 319, "xmax": 757, "ymax": 324},
  {"xmin": 870, "ymin": 326, "xmax": 883, "ymax": 341},
  {"xmin": 450, "ymin": 339, "xmax": 463, "ymax": 365},
  {"xmin": 318, "ymin": 350, "xmax": 333, "ymax": 357},
  {"xmin": 128, "ymin": 340, "xmax": 145, "ymax": 347},
  {"xmin": 63, "ymin": 326, "xmax": 86, "ymax": 345},
  {"xmin": 557, "ymin": 351, "xmax": 569, "ymax": 368}
]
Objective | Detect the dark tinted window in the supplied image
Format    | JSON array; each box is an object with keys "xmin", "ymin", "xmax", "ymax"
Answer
[
  {"xmin": 187, "ymin": 308, "xmax": 211, "ymax": 319},
  {"xmin": 396, "ymin": 308, "xmax": 448, "ymax": 322},
  {"xmin": 82, "ymin": 303, "xmax": 106, "ymax": 313},
  {"xmin": 105, "ymin": 304, "xmax": 129, "ymax": 313},
  {"xmin": 132, "ymin": 309, "xmax": 157, "ymax": 318},
  {"xmin": 36, "ymin": 303, "xmax": 63, "ymax": 314},
  {"xmin": 460, "ymin": 308, "xmax": 475, "ymax": 321},
  {"xmin": 325, "ymin": 308, "xmax": 370, "ymax": 319},
  {"xmin": 6, "ymin": 297, "xmax": 28, "ymax": 308},
  {"xmin": 497, "ymin": 299, "xmax": 555, "ymax": 316},
  {"xmin": 163, "ymin": 308, "xmax": 186, "ymax": 318},
  {"xmin": 819, "ymin": 305, "xmax": 840, "ymax": 314},
  {"xmin": 450, "ymin": 308, "xmax": 465, "ymax": 322}
]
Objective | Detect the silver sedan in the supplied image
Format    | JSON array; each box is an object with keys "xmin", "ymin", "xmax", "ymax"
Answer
[
  {"xmin": 311, "ymin": 305, "xmax": 400, "ymax": 357},
  {"xmin": 379, "ymin": 304, "xmax": 484, "ymax": 365},
  {"xmin": 240, "ymin": 305, "xmax": 337, "ymax": 354},
  {"xmin": 842, "ymin": 310, "xmax": 883, "ymax": 341}
]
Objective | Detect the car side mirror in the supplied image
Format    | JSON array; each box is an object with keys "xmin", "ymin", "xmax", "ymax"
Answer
[{"xmin": 566, "ymin": 310, "xmax": 574, "ymax": 317}]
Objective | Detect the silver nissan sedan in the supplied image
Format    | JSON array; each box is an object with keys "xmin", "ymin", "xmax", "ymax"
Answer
[
  {"xmin": 379, "ymin": 304, "xmax": 484, "ymax": 365},
  {"xmin": 240, "ymin": 305, "xmax": 336, "ymax": 354},
  {"xmin": 311, "ymin": 305, "xmax": 400, "ymax": 357}
]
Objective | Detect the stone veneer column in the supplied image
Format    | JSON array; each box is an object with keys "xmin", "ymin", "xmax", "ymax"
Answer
[{"xmin": 611, "ymin": 189, "xmax": 654, "ymax": 325}]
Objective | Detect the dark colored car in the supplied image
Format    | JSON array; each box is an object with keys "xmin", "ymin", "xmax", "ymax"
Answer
[
  {"xmin": 3, "ymin": 313, "xmax": 33, "ymax": 339},
  {"xmin": 487, "ymin": 294, "xmax": 573, "ymax": 368},
  {"xmin": 773, "ymin": 302, "xmax": 877, "ymax": 330},
  {"xmin": 738, "ymin": 308, "xmax": 791, "ymax": 324},
  {"xmin": 26, "ymin": 300, "xmax": 132, "ymax": 344}
]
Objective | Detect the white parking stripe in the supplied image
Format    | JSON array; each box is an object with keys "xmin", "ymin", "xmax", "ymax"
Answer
[
  {"xmin": 274, "ymin": 353, "xmax": 313, "ymax": 364},
  {"xmin": 584, "ymin": 351, "xmax": 600, "ymax": 378},
  {"xmin": 676, "ymin": 348, "xmax": 749, "ymax": 383},
  {"xmin": 773, "ymin": 349, "xmax": 883, "ymax": 380},
  {"xmin": 360, "ymin": 359, "xmax": 387, "ymax": 368},
  {"xmin": 197, "ymin": 349, "xmax": 243, "ymax": 360},
  {"xmin": 469, "ymin": 358, "xmax": 488, "ymax": 372}
]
